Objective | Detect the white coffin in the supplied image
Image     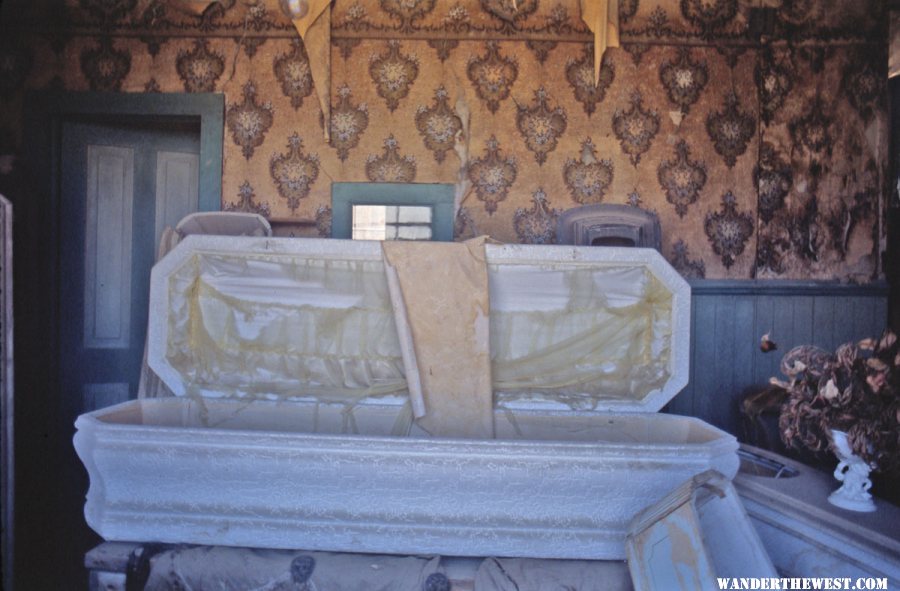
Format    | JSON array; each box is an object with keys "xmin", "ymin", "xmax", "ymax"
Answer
[{"xmin": 74, "ymin": 237, "xmax": 738, "ymax": 560}]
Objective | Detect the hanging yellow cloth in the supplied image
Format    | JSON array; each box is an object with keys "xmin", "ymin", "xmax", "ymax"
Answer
[
  {"xmin": 580, "ymin": 0, "xmax": 620, "ymax": 86},
  {"xmin": 290, "ymin": 0, "xmax": 333, "ymax": 141},
  {"xmin": 382, "ymin": 237, "xmax": 495, "ymax": 440}
]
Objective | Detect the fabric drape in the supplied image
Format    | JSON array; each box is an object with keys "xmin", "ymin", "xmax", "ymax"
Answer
[
  {"xmin": 290, "ymin": 0, "xmax": 332, "ymax": 141},
  {"xmin": 580, "ymin": 0, "xmax": 620, "ymax": 86},
  {"xmin": 382, "ymin": 237, "xmax": 494, "ymax": 439}
]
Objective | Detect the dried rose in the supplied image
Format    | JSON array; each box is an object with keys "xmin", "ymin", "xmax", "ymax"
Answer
[
  {"xmin": 822, "ymin": 379, "xmax": 839, "ymax": 400},
  {"xmin": 777, "ymin": 332, "xmax": 900, "ymax": 471},
  {"xmin": 839, "ymin": 385, "xmax": 856, "ymax": 406},
  {"xmin": 836, "ymin": 343, "xmax": 858, "ymax": 367},
  {"xmin": 782, "ymin": 345, "xmax": 833, "ymax": 378},
  {"xmin": 867, "ymin": 358, "xmax": 888, "ymax": 371},
  {"xmin": 878, "ymin": 330, "xmax": 897, "ymax": 351},
  {"xmin": 867, "ymin": 372, "xmax": 886, "ymax": 393}
]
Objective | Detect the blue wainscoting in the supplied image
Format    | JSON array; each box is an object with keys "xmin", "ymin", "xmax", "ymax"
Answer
[{"xmin": 665, "ymin": 280, "xmax": 890, "ymax": 437}]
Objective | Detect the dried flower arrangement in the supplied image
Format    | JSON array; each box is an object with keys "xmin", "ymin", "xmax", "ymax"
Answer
[{"xmin": 773, "ymin": 329, "xmax": 900, "ymax": 474}]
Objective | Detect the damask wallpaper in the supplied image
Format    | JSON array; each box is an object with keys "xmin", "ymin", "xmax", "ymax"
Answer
[{"xmin": 0, "ymin": 0, "xmax": 888, "ymax": 281}]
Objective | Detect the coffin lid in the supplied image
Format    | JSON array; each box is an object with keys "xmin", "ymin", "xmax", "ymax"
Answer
[
  {"xmin": 626, "ymin": 470, "xmax": 777, "ymax": 589},
  {"xmin": 147, "ymin": 236, "xmax": 690, "ymax": 413}
]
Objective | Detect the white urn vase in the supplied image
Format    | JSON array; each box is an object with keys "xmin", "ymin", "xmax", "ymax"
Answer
[{"xmin": 828, "ymin": 429, "xmax": 876, "ymax": 512}]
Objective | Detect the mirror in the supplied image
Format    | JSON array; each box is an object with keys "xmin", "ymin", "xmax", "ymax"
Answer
[{"xmin": 351, "ymin": 205, "xmax": 433, "ymax": 241}]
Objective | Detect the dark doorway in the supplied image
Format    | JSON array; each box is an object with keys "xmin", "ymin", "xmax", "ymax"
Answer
[
  {"xmin": 16, "ymin": 92, "xmax": 222, "ymax": 589},
  {"xmin": 60, "ymin": 118, "xmax": 200, "ymax": 416}
]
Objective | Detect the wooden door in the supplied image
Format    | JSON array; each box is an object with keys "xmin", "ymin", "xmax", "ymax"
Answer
[
  {"xmin": 52, "ymin": 119, "xmax": 200, "ymax": 585},
  {"xmin": 59, "ymin": 120, "xmax": 200, "ymax": 417}
]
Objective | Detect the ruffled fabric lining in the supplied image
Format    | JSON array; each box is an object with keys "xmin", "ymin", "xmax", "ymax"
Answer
[{"xmin": 161, "ymin": 248, "xmax": 674, "ymax": 431}]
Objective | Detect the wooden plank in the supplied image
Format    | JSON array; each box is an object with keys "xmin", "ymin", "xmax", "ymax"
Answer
[
  {"xmin": 731, "ymin": 296, "xmax": 755, "ymax": 431},
  {"xmin": 832, "ymin": 295, "xmax": 856, "ymax": 345},
  {"xmin": 690, "ymin": 279, "xmax": 889, "ymax": 297},
  {"xmin": 687, "ymin": 295, "xmax": 711, "ymax": 417},
  {"xmin": 811, "ymin": 296, "xmax": 835, "ymax": 350},
  {"xmin": 772, "ymin": 294, "xmax": 795, "ymax": 351},
  {"xmin": 758, "ymin": 294, "xmax": 795, "ymax": 388},
  {"xmin": 752, "ymin": 290, "xmax": 780, "ymax": 387},
  {"xmin": 691, "ymin": 295, "xmax": 723, "ymax": 426},
  {"xmin": 710, "ymin": 296, "xmax": 737, "ymax": 429},
  {"xmin": 851, "ymin": 297, "xmax": 876, "ymax": 342},
  {"xmin": 791, "ymin": 296, "xmax": 814, "ymax": 347},
  {"xmin": 874, "ymin": 297, "xmax": 889, "ymax": 332}
]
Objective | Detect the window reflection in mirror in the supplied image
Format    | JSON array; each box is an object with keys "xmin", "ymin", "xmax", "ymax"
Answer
[{"xmin": 351, "ymin": 205, "xmax": 433, "ymax": 241}]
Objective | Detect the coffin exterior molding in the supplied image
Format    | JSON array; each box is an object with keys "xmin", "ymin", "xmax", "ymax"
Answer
[{"xmin": 75, "ymin": 399, "xmax": 737, "ymax": 559}]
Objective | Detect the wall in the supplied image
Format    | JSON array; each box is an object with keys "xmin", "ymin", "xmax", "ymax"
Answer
[
  {"xmin": 670, "ymin": 280, "xmax": 889, "ymax": 435},
  {"xmin": 0, "ymin": 0, "xmax": 889, "ymax": 281}
]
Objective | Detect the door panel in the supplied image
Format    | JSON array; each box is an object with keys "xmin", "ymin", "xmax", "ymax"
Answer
[
  {"xmin": 61, "ymin": 120, "xmax": 200, "ymax": 417},
  {"xmin": 84, "ymin": 144, "xmax": 135, "ymax": 349},
  {"xmin": 154, "ymin": 150, "xmax": 200, "ymax": 251}
]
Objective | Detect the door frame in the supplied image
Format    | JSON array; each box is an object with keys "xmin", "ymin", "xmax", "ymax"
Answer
[
  {"xmin": 15, "ymin": 91, "xmax": 223, "ymax": 588},
  {"xmin": 25, "ymin": 91, "xmax": 223, "ymax": 213}
]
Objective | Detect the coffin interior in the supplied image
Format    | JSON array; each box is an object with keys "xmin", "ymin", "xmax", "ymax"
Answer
[
  {"xmin": 148, "ymin": 237, "xmax": 689, "ymax": 415},
  {"xmin": 94, "ymin": 398, "xmax": 724, "ymax": 446}
]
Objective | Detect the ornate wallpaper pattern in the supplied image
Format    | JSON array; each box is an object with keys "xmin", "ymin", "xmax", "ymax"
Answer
[{"xmin": 0, "ymin": 0, "xmax": 888, "ymax": 281}]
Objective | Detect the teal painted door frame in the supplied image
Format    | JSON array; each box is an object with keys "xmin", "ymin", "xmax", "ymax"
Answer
[{"xmin": 25, "ymin": 91, "xmax": 223, "ymax": 212}]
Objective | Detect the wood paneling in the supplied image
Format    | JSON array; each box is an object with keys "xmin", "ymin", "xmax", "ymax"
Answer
[{"xmin": 667, "ymin": 281, "xmax": 890, "ymax": 437}]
